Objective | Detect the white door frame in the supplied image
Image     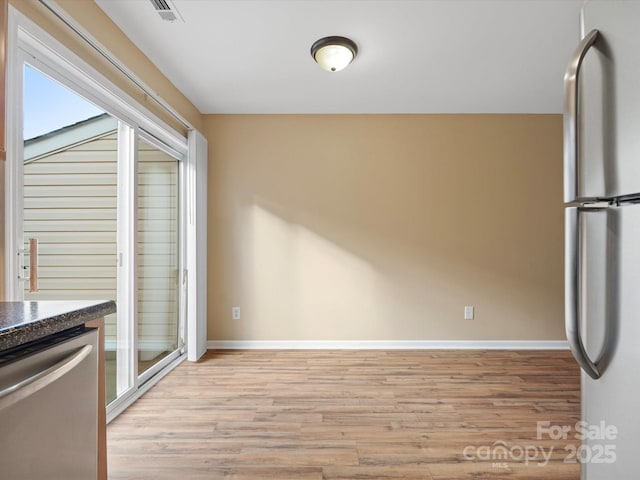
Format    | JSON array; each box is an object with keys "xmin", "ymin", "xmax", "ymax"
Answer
[{"xmin": 4, "ymin": 6, "xmax": 197, "ymax": 419}]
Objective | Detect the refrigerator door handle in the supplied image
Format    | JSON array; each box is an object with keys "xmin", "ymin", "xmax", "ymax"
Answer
[
  {"xmin": 563, "ymin": 29, "xmax": 600, "ymax": 203},
  {"xmin": 565, "ymin": 207, "xmax": 601, "ymax": 379}
]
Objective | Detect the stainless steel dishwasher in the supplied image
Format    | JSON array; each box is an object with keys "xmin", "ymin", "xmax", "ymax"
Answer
[{"xmin": 0, "ymin": 327, "xmax": 98, "ymax": 480}]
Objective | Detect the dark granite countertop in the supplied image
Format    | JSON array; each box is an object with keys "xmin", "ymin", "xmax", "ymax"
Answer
[{"xmin": 0, "ymin": 300, "xmax": 116, "ymax": 353}]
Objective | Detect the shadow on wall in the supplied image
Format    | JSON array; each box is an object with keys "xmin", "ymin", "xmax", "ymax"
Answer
[{"xmin": 206, "ymin": 114, "xmax": 565, "ymax": 342}]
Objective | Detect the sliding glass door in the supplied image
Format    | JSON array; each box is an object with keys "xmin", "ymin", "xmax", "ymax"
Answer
[
  {"xmin": 17, "ymin": 59, "xmax": 185, "ymax": 412},
  {"xmin": 22, "ymin": 63, "xmax": 124, "ymax": 404},
  {"xmin": 137, "ymin": 136, "xmax": 182, "ymax": 381}
]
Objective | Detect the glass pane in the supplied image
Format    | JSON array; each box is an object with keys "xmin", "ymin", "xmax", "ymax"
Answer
[
  {"xmin": 137, "ymin": 138, "xmax": 180, "ymax": 376},
  {"xmin": 22, "ymin": 64, "xmax": 122, "ymax": 404}
]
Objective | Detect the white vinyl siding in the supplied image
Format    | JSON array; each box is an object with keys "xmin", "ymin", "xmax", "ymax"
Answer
[
  {"xmin": 137, "ymin": 139, "xmax": 179, "ymax": 363},
  {"xmin": 23, "ymin": 132, "xmax": 119, "ymax": 341}
]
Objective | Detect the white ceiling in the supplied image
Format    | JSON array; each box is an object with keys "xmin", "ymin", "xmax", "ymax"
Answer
[{"xmin": 95, "ymin": 0, "xmax": 583, "ymax": 114}]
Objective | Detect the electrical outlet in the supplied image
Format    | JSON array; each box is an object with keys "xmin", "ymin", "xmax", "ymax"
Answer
[
  {"xmin": 464, "ymin": 306, "xmax": 474, "ymax": 320},
  {"xmin": 232, "ymin": 306, "xmax": 241, "ymax": 320}
]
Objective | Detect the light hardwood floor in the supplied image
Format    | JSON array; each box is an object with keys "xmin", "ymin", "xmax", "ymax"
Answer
[{"xmin": 108, "ymin": 349, "xmax": 580, "ymax": 480}]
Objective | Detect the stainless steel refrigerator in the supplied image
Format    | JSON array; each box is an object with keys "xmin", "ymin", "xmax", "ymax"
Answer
[{"xmin": 564, "ymin": 1, "xmax": 640, "ymax": 478}]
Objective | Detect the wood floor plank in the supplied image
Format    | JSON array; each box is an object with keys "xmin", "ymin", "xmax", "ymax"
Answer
[{"xmin": 108, "ymin": 349, "xmax": 580, "ymax": 480}]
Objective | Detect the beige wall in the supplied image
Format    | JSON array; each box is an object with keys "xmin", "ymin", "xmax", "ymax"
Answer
[
  {"xmin": 0, "ymin": 162, "xmax": 4, "ymax": 297},
  {"xmin": 204, "ymin": 114, "xmax": 564, "ymax": 341}
]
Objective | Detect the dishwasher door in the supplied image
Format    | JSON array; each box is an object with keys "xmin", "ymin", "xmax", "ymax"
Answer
[{"xmin": 0, "ymin": 329, "xmax": 98, "ymax": 480}]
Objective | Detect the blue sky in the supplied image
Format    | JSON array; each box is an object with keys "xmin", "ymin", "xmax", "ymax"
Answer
[{"xmin": 24, "ymin": 65, "xmax": 104, "ymax": 140}]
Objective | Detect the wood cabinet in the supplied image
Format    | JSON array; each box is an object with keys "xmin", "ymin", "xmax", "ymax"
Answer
[{"xmin": 86, "ymin": 318, "xmax": 107, "ymax": 480}]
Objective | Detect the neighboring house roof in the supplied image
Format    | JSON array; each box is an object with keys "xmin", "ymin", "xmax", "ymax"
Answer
[{"xmin": 24, "ymin": 113, "xmax": 118, "ymax": 163}]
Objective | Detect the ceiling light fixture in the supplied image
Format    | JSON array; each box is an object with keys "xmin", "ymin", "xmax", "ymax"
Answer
[{"xmin": 310, "ymin": 36, "xmax": 358, "ymax": 72}]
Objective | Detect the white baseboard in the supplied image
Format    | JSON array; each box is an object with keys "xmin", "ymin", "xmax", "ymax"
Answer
[{"xmin": 206, "ymin": 340, "xmax": 569, "ymax": 350}]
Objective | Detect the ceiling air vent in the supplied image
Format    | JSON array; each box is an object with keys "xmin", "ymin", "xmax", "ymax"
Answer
[{"xmin": 149, "ymin": 0, "xmax": 182, "ymax": 22}]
